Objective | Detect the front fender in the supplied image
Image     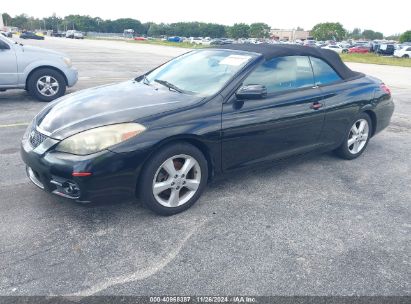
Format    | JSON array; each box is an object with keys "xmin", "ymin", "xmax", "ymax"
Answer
[{"xmin": 20, "ymin": 60, "xmax": 68, "ymax": 85}]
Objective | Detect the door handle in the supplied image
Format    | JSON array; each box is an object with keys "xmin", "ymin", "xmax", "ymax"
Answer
[{"xmin": 310, "ymin": 102, "xmax": 323, "ymax": 110}]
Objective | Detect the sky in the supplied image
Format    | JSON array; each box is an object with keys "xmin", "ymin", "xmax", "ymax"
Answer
[{"xmin": 2, "ymin": 0, "xmax": 410, "ymax": 35}]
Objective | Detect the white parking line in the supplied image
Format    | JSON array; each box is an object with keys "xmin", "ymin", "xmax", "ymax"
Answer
[{"xmin": 0, "ymin": 123, "xmax": 29, "ymax": 128}]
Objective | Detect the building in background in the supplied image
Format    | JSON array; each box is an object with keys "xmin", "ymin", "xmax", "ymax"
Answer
[{"xmin": 270, "ymin": 29, "xmax": 311, "ymax": 41}]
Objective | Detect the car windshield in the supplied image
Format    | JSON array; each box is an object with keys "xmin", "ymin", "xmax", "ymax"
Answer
[{"xmin": 143, "ymin": 49, "xmax": 257, "ymax": 96}]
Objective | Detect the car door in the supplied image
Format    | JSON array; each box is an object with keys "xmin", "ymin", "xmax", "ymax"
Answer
[
  {"xmin": 0, "ymin": 38, "xmax": 18, "ymax": 86},
  {"xmin": 309, "ymin": 56, "xmax": 375, "ymax": 147},
  {"xmin": 221, "ymin": 56, "xmax": 326, "ymax": 171}
]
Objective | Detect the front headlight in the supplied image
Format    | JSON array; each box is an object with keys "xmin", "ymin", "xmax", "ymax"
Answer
[
  {"xmin": 55, "ymin": 123, "xmax": 146, "ymax": 155},
  {"xmin": 63, "ymin": 57, "xmax": 72, "ymax": 68}
]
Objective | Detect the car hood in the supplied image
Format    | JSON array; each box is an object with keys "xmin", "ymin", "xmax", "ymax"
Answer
[
  {"xmin": 36, "ymin": 81, "xmax": 203, "ymax": 140},
  {"xmin": 22, "ymin": 44, "xmax": 65, "ymax": 57}
]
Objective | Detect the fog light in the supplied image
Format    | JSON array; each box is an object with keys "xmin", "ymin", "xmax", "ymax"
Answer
[
  {"xmin": 62, "ymin": 181, "xmax": 80, "ymax": 197},
  {"xmin": 50, "ymin": 177, "xmax": 81, "ymax": 199}
]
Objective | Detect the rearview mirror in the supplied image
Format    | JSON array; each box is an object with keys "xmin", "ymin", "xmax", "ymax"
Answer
[{"xmin": 236, "ymin": 84, "xmax": 267, "ymax": 100}]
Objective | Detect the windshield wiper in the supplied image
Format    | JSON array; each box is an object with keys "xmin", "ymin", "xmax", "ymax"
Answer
[{"xmin": 154, "ymin": 79, "xmax": 184, "ymax": 93}]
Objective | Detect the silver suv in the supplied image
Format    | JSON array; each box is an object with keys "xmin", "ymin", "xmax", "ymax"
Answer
[{"xmin": 0, "ymin": 35, "xmax": 78, "ymax": 101}]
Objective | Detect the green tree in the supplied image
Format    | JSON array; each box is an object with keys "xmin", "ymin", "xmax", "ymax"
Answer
[
  {"xmin": 350, "ymin": 28, "xmax": 362, "ymax": 39},
  {"xmin": 147, "ymin": 23, "xmax": 168, "ymax": 36},
  {"xmin": 249, "ymin": 23, "xmax": 271, "ymax": 38},
  {"xmin": 311, "ymin": 22, "xmax": 346, "ymax": 41},
  {"xmin": 43, "ymin": 14, "xmax": 63, "ymax": 31},
  {"xmin": 228, "ymin": 23, "xmax": 250, "ymax": 39},
  {"xmin": 385, "ymin": 34, "xmax": 400, "ymax": 41},
  {"xmin": 399, "ymin": 30, "xmax": 411, "ymax": 43},
  {"xmin": 110, "ymin": 18, "xmax": 145, "ymax": 34},
  {"xmin": 362, "ymin": 29, "xmax": 383, "ymax": 40},
  {"xmin": 11, "ymin": 14, "xmax": 29, "ymax": 29},
  {"xmin": 2, "ymin": 13, "xmax": 12, "ymax": 26},
  {"xmin": 63, "ymin": 15, "xmax": 94, "ymax": 31}
]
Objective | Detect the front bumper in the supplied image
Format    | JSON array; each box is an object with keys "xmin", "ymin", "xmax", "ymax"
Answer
[
  {"xmin": 21, "ymin": 135, "xmax": 149, "ymax": 203},
  {"xmin": 64, "ymin": 67, "xmax": 78, "ymax": 87}
]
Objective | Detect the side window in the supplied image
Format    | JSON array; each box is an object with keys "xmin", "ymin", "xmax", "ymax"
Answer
[
  {"xmin": 310, "ymin": 57, "xmax": 342, "ymax": 85},
  {"xmin": 407, "ymin": 47, "xmax": 411, "ymax": 52},
  {"xmin": 243, "ymin": 56, "xmax": 314, "ymax": 94}
]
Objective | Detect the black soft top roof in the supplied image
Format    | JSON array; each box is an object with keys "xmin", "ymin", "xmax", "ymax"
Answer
[{"xmin": 215, "ymin": 44, "xmax": 362, "ymax": 80}]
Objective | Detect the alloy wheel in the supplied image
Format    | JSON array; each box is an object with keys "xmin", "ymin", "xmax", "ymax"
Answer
[
  {"xmin": 347, "ymin": 118, "xmax": 369, "ymax": 154},
  {"xmin": 36, "ymin": 76, "xmax": 59, "ymax": 97},
  {"xmin": 152, "ymin": 154, "xmax": 201, "ymax": 207}
]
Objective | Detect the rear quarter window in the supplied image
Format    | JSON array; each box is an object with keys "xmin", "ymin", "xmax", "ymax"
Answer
[{"xmin": 310, "ymin": 57, "xmax": 342, "ymax": 86}]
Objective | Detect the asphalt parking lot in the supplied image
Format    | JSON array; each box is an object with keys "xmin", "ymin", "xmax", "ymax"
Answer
[{"xmin": 0, "ymin": 37, "xmax": 410, "ymax": 296}]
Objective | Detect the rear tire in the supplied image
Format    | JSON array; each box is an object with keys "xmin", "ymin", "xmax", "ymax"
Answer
[
  {"xmin": 27, "ymin": 68, "xmax": 66, "ymax": 102},
  {"xmin": 139, "ymin": 142, "xmax": 208, "ymax": 216},
  {"xmin": 335, "ymin": 113, "xmax": 372, "ymax": 160},
  {"xmin": 403, "ymin": 54, "xmax": 409, "ymax": 58}
]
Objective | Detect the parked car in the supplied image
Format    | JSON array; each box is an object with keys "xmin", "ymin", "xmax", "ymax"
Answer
[
  {"xmin": 348, "ymin": 46, "xmax": 369, "ymax": 54},
  {"xmin": 1, "ymin": 31, "xmax": 13, "ymax": 38},
  {"xmin": 394, "ymin": 46, "xmax": 411, "ymax": 58},
  {"xmin": 20, "ymin": 31, "xmax": 44, "ymax": 40},
  {"xmin": 190, "ymin": 37, "xmax": 203, "ymax": 44},
  {"xmin": 65, "ymin": 30, "xmax": 84, "ymax": 39},
  {"xmin": 201, "ymin": 37, "xmax": 212, "ymax": 45},
  {"xmin": 20, "ymin": 45, "xmax": 394, "ymax": 215},
  {"xmin": 0, "ymin": 34, "xmax": 78, "ymax": 101},
  {"xmin": 376, "ymin": 44, "xmax": 395, "ymax": 56},
  {"xmin": 134, "ymin": 36, "xmax": 147, "ymax": 41},
  {"xmin": 321, "ymin": 45, "xmax": 348, "ymax": 54},
  {"xmin": 167, "ymin": 36, "xmax": 182, "ymax": 42},
  {"xmin": 303, "ymin": 40, "xmax": 317, "ymax": 47},
  {"xmin": 354, "ymin": 41, "xmax": 370, "ymax": 48},
  {"xmin": 65, "ymin": 30, "xmax": 75, "ymax": 38},
  {"xmin": 73, "ymin": 31, "xmax": 84, "ymax": 39},
  {"xmin": 210, "ymin": 38, "xmax": 232, "ymax": 45}
]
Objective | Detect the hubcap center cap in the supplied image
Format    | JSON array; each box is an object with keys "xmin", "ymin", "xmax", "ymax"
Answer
[{"xmin": 174, "ymin": 177, "xmax": 184, "ymax": 187}]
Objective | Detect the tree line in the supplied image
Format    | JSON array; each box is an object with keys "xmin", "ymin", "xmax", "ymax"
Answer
[
  {"xmin": 2, "ymin": 13, "xmax": 410, "ymax": 42},
  {"xmin": 1, "ymin": 13, "xmax": 271, "ymax": 38},
  {"xmin": 310, "ymin": 22, "xmax": 410, "ymax": 42}
]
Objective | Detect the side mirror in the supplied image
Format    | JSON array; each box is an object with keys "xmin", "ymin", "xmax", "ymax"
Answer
[{"xmin": 236, "ymin": 84, "xmax": 267, "ymax": 100}]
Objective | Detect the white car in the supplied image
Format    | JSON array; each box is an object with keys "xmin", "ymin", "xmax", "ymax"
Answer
[
  {"xmin": 73, "ymin": 31, "xmax": 84, "ymax": 39},
  {"xmin": 394, "ymin": 46, "xmax": 411, "ymax": 58},
  {"xmin": 201, "ymin": 37, "xmax": 212, "ymax": 45},
  {"xmin": 190, "ymin": 37, "xmax": 203, "ymax": 44},
  {"xmin": 66, "ymin": 30, "xmax": 83, "ymax": 39},
  {"xmin": 321, "ymin": 45, "xmax": 347, "ymax": 54}
]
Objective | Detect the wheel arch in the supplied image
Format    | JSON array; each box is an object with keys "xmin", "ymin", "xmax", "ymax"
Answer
[
  {"xmin": 139, "ymin": 134, "xmax": 216, "ymax": 184},
  {"xmin": 25, "ymin": 66, "xmax": 68, "ymax": 89},
  {"xmin": 362, "ymin": 109, "xmax": 377, "ymax": 137}
]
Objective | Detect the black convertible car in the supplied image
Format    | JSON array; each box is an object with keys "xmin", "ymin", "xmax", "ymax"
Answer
[
  {"xmin": 19, "ymin": 32, "xmax": 45, "ymax": 40},
  {"xmin": 21, "ymin": 44, "xmax": 394, "ymax": 215}
]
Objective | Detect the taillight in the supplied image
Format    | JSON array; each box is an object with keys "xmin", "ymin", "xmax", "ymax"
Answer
[{"xmin": 380, "ymin": 83, "xmax": 391, "ymax": 95}]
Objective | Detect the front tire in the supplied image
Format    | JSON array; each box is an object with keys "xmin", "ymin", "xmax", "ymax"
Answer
[
  {"xmin": 335, "ymin": 113, "xmax": 372, "ymax": 160},
  {"xmin": 139, "ymin": 143, "xmax": 208, "ymax": 215},
  {"xmin": 27, "ymin": 68, "xmax": 66, "ymax": 102}
]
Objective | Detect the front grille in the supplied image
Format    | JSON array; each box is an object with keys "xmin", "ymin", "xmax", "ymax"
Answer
[{"xmin": 29, "ymin": 128, "xmax": 48, "ymax": 148}]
